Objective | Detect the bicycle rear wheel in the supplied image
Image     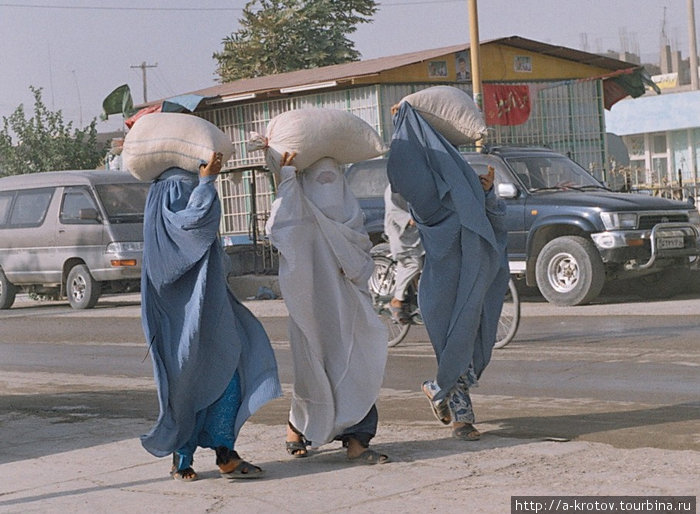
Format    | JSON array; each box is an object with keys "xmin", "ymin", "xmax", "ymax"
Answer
[
  {"xmin": 493, "ymin": 278, "xmax": 520, "ymax": 349},
  {"xmin": 369, "ymin": 255, "xmax": 411, "ymax": 347}
]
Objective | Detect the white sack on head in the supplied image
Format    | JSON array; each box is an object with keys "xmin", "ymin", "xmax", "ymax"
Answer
[
  {"xmin": 122, "ymin": 112, "xmax": 234, "ymax": 181},
  {"xmin": 400, "ymin": 86, "xmax": 487, "ymax": 145},
  {"xmin": 260, "ymin": 109, "xmax": 388, "ymax": 171}
]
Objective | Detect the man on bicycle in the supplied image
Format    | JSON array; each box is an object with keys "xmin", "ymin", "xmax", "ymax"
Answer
[{"xmin": 383, "ymin": 184, "xmax": 424, "ymax": 324}]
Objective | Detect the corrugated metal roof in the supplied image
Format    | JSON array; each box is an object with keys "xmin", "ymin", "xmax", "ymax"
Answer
[
  {"xmin": 492, "ymin": 36, "xmax": 633, "ymax": 71},
  {"xmin": 150, "ymin": 36, "xmax": 638, "ymax": 107},
  {"xmin": 188, "ymin": 43, "xmax": 469, "ymax": 101}
]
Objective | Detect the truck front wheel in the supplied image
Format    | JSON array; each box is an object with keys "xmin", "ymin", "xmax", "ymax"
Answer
[{"xmin": 535, "ymin": 235, "xmax": 605, "ymax": 306}]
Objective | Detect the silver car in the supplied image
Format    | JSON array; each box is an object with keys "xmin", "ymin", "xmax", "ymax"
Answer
[{"xmin": 0, "ymin": 170, "xmax": 149, "ymax": 309}]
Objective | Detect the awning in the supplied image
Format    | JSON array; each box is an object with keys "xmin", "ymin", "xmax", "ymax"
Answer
[{"xmin": 124, "ymin": 94, "xmax": 210, "ymax": 128}]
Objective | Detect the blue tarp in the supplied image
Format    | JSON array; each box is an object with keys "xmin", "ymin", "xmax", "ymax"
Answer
[{"xmin": 162, "ymin": 94, "xmax": 208, "ymax": 113}]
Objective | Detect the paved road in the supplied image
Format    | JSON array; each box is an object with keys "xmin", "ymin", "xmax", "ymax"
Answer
[
  {"xmin": 1, "ymin": 292, "xmax": 698, "ymax": 451},
  {"xmin": 1, "ymin": 293, "xmax": 698, "ymax": 512}
]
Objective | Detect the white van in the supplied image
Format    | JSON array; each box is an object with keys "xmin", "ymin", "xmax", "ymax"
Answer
[{"xmin": 0, "ymin": 170, "xmax": 149, "ymax": 309}]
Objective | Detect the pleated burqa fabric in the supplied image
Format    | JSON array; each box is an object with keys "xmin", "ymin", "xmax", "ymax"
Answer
[
  {"xmin": 140, "ymin": 169, "xmax": 281, "ymax": 457},
  {"xmin": 387, "ymin": 103, "xmax": 509, "ymax": 400},
  {"xmin": 266, "ymin": 159, "xmax": 388, "ymax": 447}
]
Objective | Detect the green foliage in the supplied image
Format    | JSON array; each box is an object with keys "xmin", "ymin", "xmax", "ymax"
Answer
[
  {"xmin": 0, "ymin": 87, "xmax": 105, "ymax": 176},
  {"xmin": 214, "ymin": 0, "xmax": 377, "ymax": 81}
]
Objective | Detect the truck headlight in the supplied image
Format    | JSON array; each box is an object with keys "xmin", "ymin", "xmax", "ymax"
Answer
[
  {"xmin": 106, "ymin": 242, "xmax": 144, "ymax": 253},
  {"xmin": 600, "ymin": 212, "xmax": 637, "ymax": 230}
]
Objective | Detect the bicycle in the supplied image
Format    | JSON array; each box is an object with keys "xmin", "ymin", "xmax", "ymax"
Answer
[{"xmin": 368, "ymin": 243, "xmax": 520, "ymax": 348}]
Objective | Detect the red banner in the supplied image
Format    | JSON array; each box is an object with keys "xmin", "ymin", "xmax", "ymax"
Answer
[{"xmin": 483, "ymin": 84, "xmax": 531, "ymax": 126}]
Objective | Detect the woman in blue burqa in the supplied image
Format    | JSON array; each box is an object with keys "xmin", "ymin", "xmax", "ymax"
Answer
[
  {"xmin": 387, "ymin": 102, "xmax": 509, "ymax": 441},
  {"xmin": 140, "ymin": 152, "xmax": 282, "ymax": 481}
]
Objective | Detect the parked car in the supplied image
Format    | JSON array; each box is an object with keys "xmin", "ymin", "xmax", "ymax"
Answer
[
  {"xmin": 344, "ymin": 158, "xmax": 389, "ymax": 245},
  {"xmin": 0, "ymin": 170, "xmax": 149, "ymax": 309},
  {"xmin": 345, "ymin": 147, "xmax": 700, "ymax": 306}
]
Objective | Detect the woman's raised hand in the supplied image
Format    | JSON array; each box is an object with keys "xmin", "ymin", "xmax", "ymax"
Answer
[{"xmin": 200, "ymin": 152, "xmax": 223, "ymax": 177}]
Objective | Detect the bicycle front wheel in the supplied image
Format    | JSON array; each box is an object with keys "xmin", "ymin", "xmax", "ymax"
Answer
[
  {"xmin": 493, "ymin": 278, "xmax": 520, "ymax": 349},
  {"xmin": 384, "ymin": 316, "xmax": 411, "ymax": 347}
]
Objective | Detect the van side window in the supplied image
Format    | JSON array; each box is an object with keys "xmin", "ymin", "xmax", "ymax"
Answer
[
  {"xmin": 60, "ymin": 187, "xmax": 99, "ymax": 224},
  {"xmin": 0, "ymin": 192, "xmax": 13, "ymax": 227},
  {"xmin": 8, "ymin": 188, "xmax": 53, "ymax": 227}
]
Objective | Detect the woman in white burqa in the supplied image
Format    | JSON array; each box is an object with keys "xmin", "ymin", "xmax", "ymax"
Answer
[{"xmin": 266, "ymin": 151, "xmax": 389, "ymax": 464}]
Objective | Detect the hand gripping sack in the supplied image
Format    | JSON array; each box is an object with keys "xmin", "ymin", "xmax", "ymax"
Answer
[
  {"xmin": 122, "ymin": 112, "xmax": 234, "ymax": 181},
  {"xmin": 250, "ymin": 108, "xmax": 388, "ymax": 171},
  {"xmin": 400, "ymin": 85, "xmax": 487, "ymax": 145}
]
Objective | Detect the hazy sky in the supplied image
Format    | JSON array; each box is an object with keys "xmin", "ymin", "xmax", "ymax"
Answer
[{"xmin": 0, "ymin": 0, "xmax": 691, "ymax": 134}]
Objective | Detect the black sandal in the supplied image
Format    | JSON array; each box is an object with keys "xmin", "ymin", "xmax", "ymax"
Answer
[
  {"xmin": 285, "ymin": 440, "xmax": 309, "ymax": 458},
  {"xmin": 216, "ymin": 447, "xmax": 265, "ymax": 479},
  {"xmin": 389, "ymin": 304, "xmax": 411, "ymax": 324},
  {"xmin": 347, "ymin": 448, "xmax": 390, "ymax": 465},
  {"xmin": 452, "ymin": 423, "xmax": 481, "ymax": 441},
  {"xmin": 285, "ymin": 421, "xmax": 310, "ymax": 458},
  {"xmin": 170, "ymin": 453, "xmax": 198, "ymax": 482}
]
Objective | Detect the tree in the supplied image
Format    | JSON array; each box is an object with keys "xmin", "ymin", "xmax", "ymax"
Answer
[
  {"xmin": 0, "ymin": 87, "xmax": 105, "ymax": 176},
  {"xmin": 214, "ymin": 0, "xmax": 377, "ymax": 82}
]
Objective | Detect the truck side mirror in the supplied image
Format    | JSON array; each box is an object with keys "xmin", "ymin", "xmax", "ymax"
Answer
[{"xmin": 497, "ymin": 183, "xmax": 519, "ymax": 199}]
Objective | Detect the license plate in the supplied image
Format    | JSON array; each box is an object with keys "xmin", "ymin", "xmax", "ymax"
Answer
[{"xmin": 657, "ymin": 236, "xmax": 684, "ymax": 249}]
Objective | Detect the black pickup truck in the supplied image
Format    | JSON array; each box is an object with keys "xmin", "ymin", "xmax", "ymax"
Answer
[{"xmin": 345, "ymin": 146, "xmax": 700, "ymax": 306}]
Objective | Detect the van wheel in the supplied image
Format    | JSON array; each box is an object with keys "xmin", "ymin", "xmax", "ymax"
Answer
[
  {"xmin": 535, "ymin": 235, "xmax": 605, "ymax": 306},
  {"xmin": 0, "ymin": 269, "xmax": 17, "ymax": 309},
  {"xmin": 66, "ymin": 264, "xmax": 101, "ymax": 309}
]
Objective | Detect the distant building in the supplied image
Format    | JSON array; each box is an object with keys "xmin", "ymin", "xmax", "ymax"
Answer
[
  {"xmin": 605, "ymin": 44, "xmax": 700, "ymax": 201},
  {"xmin": 133, "ymin": 36, "xmax": 654, "ymax": 273}
]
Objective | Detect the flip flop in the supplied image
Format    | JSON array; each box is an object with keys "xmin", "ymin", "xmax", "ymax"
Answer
[
  {"xmin": 347, "ymin": 449, "xmax": 390, "ymax": 465},
  {"xmin": 452, "ymin": 423, "xmax": 481, "ymax": 441},
  {"xmin": 422, "ymin": 381, "xmax": 451, "ymax": 425}
]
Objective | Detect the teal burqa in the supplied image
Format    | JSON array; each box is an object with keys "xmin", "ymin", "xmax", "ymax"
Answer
[
  {"xmin": 140, "ymin": 169, "xmax": 281, "ymax": 457},
  {"xmin": 387, "ymin": 103, "xmax": 509, "ymax": 400}
]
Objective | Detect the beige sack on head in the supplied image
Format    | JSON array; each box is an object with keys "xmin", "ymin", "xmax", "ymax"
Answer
[
  {"xmin": 122, "ymin": 112, "xmax": 234, "ymax": 181},
  {"xmin": 253, "ymin": 108, "xmax": 388, "ymax": 171},
  {"xmin": 400, "ymin": 86, "xmax": 487, "ymax": 145}
]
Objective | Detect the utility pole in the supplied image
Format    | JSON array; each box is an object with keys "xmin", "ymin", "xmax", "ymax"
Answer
[
  {"xmin": 130, "ymin": 61, "xmax": 158, "ymax": 103},
  {"xmin": 71, "ymin": 70, "xmax": 83, "ymax": 127},
  {"xmin": 688, "ymin": 0, "xmax": 699, "ymax": 90},
  {"xmin": 467, "ymin": 0, "xmax": 483, "ymax": 147}
]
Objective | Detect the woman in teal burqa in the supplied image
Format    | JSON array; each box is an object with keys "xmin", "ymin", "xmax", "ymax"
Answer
[
  {"xmin": 387, "ymin": 103, "xmax": 509, "ymax": 441},
  {"xmin": 140, "ymin": 152, "xmax": 282, "ymax": 481}
]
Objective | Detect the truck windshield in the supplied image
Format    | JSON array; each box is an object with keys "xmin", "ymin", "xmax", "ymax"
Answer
[
  {"xmin": 505, "ymin": 155, "xmax": 604, "ymax": 192},
  {"xmin": 95, "ymin": 183, "xmax": 150, "ymax": 223}
]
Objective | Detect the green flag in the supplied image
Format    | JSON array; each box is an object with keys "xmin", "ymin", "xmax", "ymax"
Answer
[{"xmin": 101, "ymin": 84, "xmax": 134, "ymax": 121}]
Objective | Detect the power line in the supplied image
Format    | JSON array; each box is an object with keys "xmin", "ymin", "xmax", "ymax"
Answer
[
  {"xmin": 0, "ymin": 3, "xmax": 242, "ymax": 10},
  {"xmin": 0, "ymin": 0, "xmax": 459, "ymax": 10}
]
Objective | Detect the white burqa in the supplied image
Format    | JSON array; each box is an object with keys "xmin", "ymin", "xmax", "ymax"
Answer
[{"xmin": 266, "ymin": 158, "xmax": 388, "ymax": 446}]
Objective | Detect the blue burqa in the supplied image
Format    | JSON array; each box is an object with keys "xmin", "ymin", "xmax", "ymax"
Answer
[
  {"xmin": 387, "ymin": 103, "xmax": 509, "ymax": 400},
  {"xmin": 140, "ymin": 169, "xmax": 282, "ymax": 457}
]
